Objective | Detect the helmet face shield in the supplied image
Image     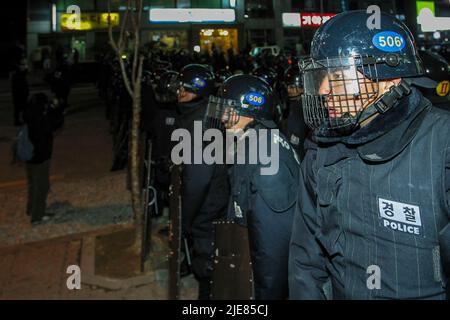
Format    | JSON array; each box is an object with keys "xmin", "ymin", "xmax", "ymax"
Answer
[
  {"xmin": 204, "ymin": 95, "xmax": 240, "ymax": 130},
  {"xmin": 301, "ymin": 56, "xmax": 379, "ymax": 134}
]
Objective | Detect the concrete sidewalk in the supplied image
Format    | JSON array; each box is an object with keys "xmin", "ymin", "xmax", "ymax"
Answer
[{"xmin": 0, "ymin": 223, "xmax": 197, "ymax": 300}]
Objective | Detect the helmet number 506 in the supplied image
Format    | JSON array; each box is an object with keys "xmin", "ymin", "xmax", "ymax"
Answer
[
  {"xmin": 378, "ymin": 36, "xmax": 402, "ymax": 48},
  {"xmin": 249, "ymin": 95, "xmax": 262, "ymax": 103},
  {"xmin": 245, "ymin": 92, "xmax": 265, "ymax": 106},
  {"xmin": 373, "ymin": 31, "xmax": 405, "ymax": 52}
]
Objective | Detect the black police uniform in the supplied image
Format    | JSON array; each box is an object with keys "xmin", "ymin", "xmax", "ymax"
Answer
[
  {"xmin": 228, "ymin": 121, "xmax": 299, "ymax": 300},
  {"xmin": 289, "ymin": 10, "xmax": 450, "ymax": 300},
  {"xmin": 205, "ymin": 74, "xmax": 300, "ymax": 300},
  {"xmin": 285, "ymin": 99, "xmax": 308, "ymax": 160},
  {"xmin": 290, "ymin": 87, "xmax": 450, "ymax": 299},
  {"xmin": 282, "ymin": 65, "xmax": 309, "ymax": 159},
  {"xmin": 141, "ymin": 70, "xmax": 179, "ymax": 214},
  {"xmin": 177, "ymin": 98, "xmax": 229, "ymax": 296},
  {"xmin": 177, "ymin": 65, "xmax": 230, "ymax": 299}
]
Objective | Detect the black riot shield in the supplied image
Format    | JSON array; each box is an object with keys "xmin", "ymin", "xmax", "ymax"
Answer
[
  {"xmin": 211, "ymin": 220, "xmax": 253, "ymax": 300},
  {"xmin": 168, "ymin": 164, "xmax": 182, "ymax": 299}
]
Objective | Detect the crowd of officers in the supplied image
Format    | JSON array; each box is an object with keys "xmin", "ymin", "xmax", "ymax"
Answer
[{"xmin": 98, "ymin": 10, "xmax": 450, "ymax": 300}]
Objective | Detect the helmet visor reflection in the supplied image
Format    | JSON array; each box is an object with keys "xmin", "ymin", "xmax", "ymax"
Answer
[
  {"xmin": 300, "ymin": 56, "xmax": 379, "ymax": 133},
  {"xmin": 204, "ymin": 95, "xmax": 240, "ymax": 130}
]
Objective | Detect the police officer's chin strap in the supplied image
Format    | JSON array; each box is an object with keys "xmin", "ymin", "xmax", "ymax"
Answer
[{"xmin": 357, "ymin": 79, "xmax": 412, "ymax": 124}]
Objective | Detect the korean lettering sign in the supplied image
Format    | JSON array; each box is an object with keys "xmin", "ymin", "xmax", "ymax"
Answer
[{"xmin": 300, "ymin": 13, "xmax": 336, "ymax": 27}]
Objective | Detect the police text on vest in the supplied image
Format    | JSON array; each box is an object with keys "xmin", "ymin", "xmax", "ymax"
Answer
[{"xmin": 378, "ymin": 198, "xmax": 423, "ymax": 236}]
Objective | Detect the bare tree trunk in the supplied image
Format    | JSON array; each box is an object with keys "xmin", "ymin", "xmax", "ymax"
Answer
[
  {"xmin": 130, "ymin": 56, "xmax": 144, "ymax": 226},
  {"xmin": 107, "ymin": 0, "xmax": 144, "ymax": 227}
]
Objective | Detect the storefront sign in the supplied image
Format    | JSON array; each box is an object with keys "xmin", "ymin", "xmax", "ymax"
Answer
[
  {"xmin": 282, "ymin": 12, "xmax": 336, "ymax": 28},
  {"xmin": 60, "ymin": 13, "xmax": 119, "ymax": 31},
  {"xmin": 149, "ymin": 9, "xmax": 235, "ymax": 23}
]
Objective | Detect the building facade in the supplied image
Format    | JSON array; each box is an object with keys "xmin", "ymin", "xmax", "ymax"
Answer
[{"xmin": 26, "ymin": 0, "xmax": 450, "ymax": 64}]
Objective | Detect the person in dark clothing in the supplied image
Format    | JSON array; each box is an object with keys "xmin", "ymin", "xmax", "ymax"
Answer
[
  {"xmin": 142, "ymin": 70, "xmax": 179, "ymax": 215},
  {"xmin": 23, "ymin": 93, "xmax": 64, "ymax": 224},
  {"xmin": 289, "ymin": 10, "xmax": 450, "ymax": 300},
  {"xmin": 176, "ymin": 64, "xmax": 230, "ymax": 299},
  {"xmin": 251, "ymin": 67, "xmax": 284, "ymax": 128},
  {"xmin": 282, "ymin": 65, "xmax": 309, "ymax": 160},
  {"xmin": 417, "ymin": 49, "xmax": 450, "ymax": 112},
  {"xmin": 10, "ymin": 60, "xmax": 29, "ymax": 126},
  {"xmin": 204, "ymin": 75, "xmax": 300, "ymax": 299},
  {"xmin": 49, "ymin": 57, "xmax": 72, "ymax": 111}
]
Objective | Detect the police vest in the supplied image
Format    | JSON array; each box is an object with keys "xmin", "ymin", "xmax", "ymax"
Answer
[{"xmin": 313, "ymin": 103, "xmax": 450, "ymax": 299}]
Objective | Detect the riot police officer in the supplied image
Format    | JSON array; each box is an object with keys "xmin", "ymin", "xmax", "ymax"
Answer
[
  {"xmin": 176, "ymin": 64, "xmax": 230, "ymax": 299},
  {"xmin": 289, "ymin": 10, "xmax": 450, "ymax": 300},
  {"xmin": 251, "ymin": 67, "xmax": 284, "ymax": 129},
  {"xmin": 214, "ymin": 68, "xmax": 232, "ymax": 89},
  {"xmin": 141, "ymin": 69, "xmax": 179, "ymax": 216},
  {"xmin": 282, "ymin": 65, "xmax": 309, "ymax": 160},
  {"xmin": 417, "ymin": 50, "xmax": 450, "ymax": 112},
  {"xmin": 251, "ymin": 66, "xmax": 278, "ymax": 89},
  {"xmin": 205, "ymin": 75, "xmax": 300, "ymax": 299}
]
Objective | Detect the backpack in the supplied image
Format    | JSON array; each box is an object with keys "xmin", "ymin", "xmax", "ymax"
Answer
[{"xmin": 16, "ymin": 125, "xmax": 34, "ymax": 161}]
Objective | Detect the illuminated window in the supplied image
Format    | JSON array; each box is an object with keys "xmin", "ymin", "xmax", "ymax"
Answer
[{"xmin": 199, "ymin": 28, "xmax": 238, "ymax": 55}]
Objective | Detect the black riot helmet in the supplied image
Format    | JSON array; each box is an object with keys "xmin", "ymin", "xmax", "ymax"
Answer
[
  {"xmin": 150, "ymin": 67, "xmax": 168, "ymax": 86},
  {"xmin": 179, "ymin": 64, "xmax": 215, "ymax": 97},
  {"xmin": 420, "ymin": 50, "xmax": 450, "ymax": 83},
  {"xmin": 301, "ymin": 10, "xmax": 428, "ymax": 136},
  {"xmin": 283, "ymin": 65, "xmax": 304, "ymax": 98},
  {"xmin": 251, "ymin": 66, "xmax": 278, "ymax": 88},
  {"xmin": 215, "ymin": 68, "xmax": 233, "ymax": 87},
  {"xmin": 284, "ymin": 65, "xmax": 303, "ymax": 87},
  {"xmin": 154, "ymin": 71, "xmax": 180, "ymax": 103},
  {"xmin": 204, "ymin": 75, "xmax": 275, "ymax": 129},
  {"xmin": 418, "ymin": 50, "xmax": 450, "ymax": 101}
]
